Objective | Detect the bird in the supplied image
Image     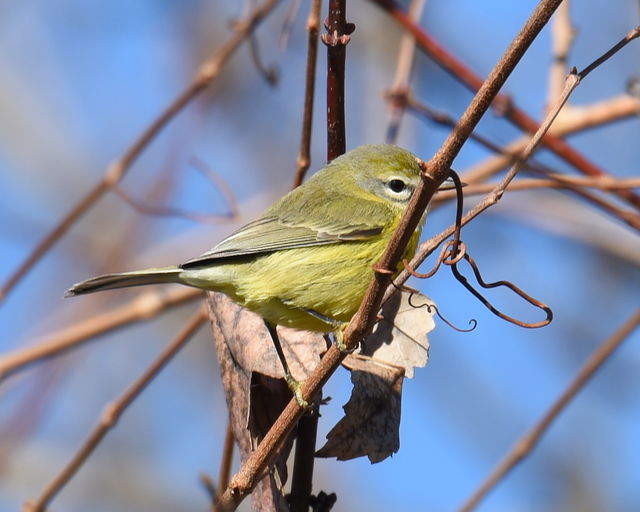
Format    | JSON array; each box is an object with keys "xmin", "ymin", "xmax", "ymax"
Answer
[{"xmin": 66, "ymin": 144, "xmax": 444, "ymax": 404}]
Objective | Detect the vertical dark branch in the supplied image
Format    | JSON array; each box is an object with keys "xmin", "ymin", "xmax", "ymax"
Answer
[
  {"xmin": 288, "ymin": 400, "xmax": 322, "ymax": 512},
  {"xmin": 322, "ymin": 0, "xmax": 355, "ymax": 160},
  {"xmin": 288, "ymin": 2, "xmax": 354, "ymax": 508},
  {"xmin": 293, "ymin": 0, "xmax": 323, "ymax": 188}
]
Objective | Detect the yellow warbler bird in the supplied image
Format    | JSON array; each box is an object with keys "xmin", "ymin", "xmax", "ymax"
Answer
[{"xmin": 66, "ymin": 144, "xmax": 443, "ymax": 400}]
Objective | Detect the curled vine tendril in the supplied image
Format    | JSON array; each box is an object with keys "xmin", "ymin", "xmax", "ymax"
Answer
[
  {"xmin": 407, "ymin": 292, "xmax": 477, "ymax": 332},
  {"xmin": 403, "ymin": 169, "xmax": 553, "ymax": 329}
]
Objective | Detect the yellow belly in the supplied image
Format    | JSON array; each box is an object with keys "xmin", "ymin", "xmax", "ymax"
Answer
[{"xmin": 181, "ymin": 229, "xmax": 420, "ymax": 332}]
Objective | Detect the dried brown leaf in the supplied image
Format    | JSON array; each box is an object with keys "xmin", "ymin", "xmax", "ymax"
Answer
[
  {"xmin": 317, "ymin": 290, "xmax": 435, "ymax": 463},
  {"xmin": 207, "ymin": 291, "xmax": 326, "ymax": 382},
  {"xmin": 316, "ymin": 355, "xmax": 404, "ymax": 463}
]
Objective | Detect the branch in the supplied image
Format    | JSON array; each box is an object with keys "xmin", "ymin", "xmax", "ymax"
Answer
[
  {"xmin": 288, "ymin": 1, "xmax": 347, "ymax": 507},
  {"xmin": 212, "ymin": 423, "xmax": 236, "ymax": 510},
  {"xmin": 437, "ymin": 176, "xmax": 640, "ymax": 195},
  {"xmin": 385, "ymin": 0, "xmax": 427, "ymax": 143},
  {"xmin": 458, "ymin": 308, "xmax": 640, "ymax": 512},
  {"xmin": 548, "ymin": 0, "xmax": 574, "ymax": 107},
  {"xmin": 292, "ymin": 0, "xmax": 323, "ymax": 188},
  {"xmin": 24, "ymin": 307, "xmax": 208, "ymax": 512},
  {"xmin": 368, "ymin": 0, "xmax": 640, "ymax": 209},
  {"xmin": 0, "ymin": 0, "xmax": 281, "ymax": 303},
  {"xmin": 288, "ymin": 404, "xmax": 321, "ymax": 512},
  {"xmin": 404, "ymin": 95, "xmax": 640, "ymax": 230},
  {"xmin": 113, "ymin": 184, "xmax": 236, "ymax": 225},
  {"xmin": 0, "ymin": 288, "xmax": 201, "ymax": 382},
  {"xmin": 215, "ymin": 2, "xmax": 564, "ymax": 509},
  {"xmin": 463, "ymin": 94, "xmax": 640, "ymax": 184},
  {"xmin": 396, "ymin": 26, "xmax": 640, "ymax": 285},
  {"xmin": 322, "ymin": 0, "xmax": 354, "ymax": 160}
]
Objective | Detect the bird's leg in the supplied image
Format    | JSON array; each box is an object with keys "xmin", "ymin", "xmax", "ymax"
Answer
[
  {"xmin": 264, "ymin": 321, "xmax": 308, "ymax": 408},
  {"xmin": 333, "ymin": 326, "xmax": 352, "ymax": 353},
  {"xmin": 304, "ymin": 308, "xmax": 352, "ymax": 352}
]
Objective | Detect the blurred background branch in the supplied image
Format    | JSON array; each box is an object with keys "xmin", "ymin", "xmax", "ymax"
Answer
[{"xmin": 0, "ymin": 1, "xmax": 639, "ymax": 511}]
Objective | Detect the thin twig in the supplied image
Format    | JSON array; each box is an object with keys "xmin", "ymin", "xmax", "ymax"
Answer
[
  {"xmin": 478, "ymin": 72, "xmax": 578, "ymax": 195},
  {"xmin": 368, "ymin": 0, "xmax": 640, "ymax": 209},
  {"xmin": 578, "ymin": 26, "xmax": 640, "ymax": 79},
  {"xmin": 0, "ymin": 288, "xmax": 202, "ymax": 383},
  {"xmin": 435, "ymin": 178, "xmax": 640, "ymax": 230},
  {"xmin": 279, "ymin": 0, "xmax": 302, "ymax": 49},
  {"xmin": 405, "ymin": 95, "xmax": 640, "ymax": 230},
  {"xmin": 113, "ymin": 185, "xmax": 236, "ymax": 225},
  {"xmin": 201, "ymin": 473, "xmax": 218, "ymax": 510},
  {"xmin": 24, "ymin": 307, "xmax": 208, "ymax": 512},
  {"xmin": 248, "ymin": 32, "xmax": 279, "ymax": 86},
  {"xmin": 216, "ymin": 423, "xmax": 236, "ymax": 503},
  {"xmin": 0, "ymin": 0, "xmax": 281, "ymax": 304},
  {"xmin": 548, "ymin": 0, "xmax": 574, "ymax": 107},
  {"xmin": 189, "ymin": 155, "xmax": 240, "ymax": 219},
  {"xmin": 463, "ymin": 94, "xmax": 640, "ymax": 184},
  {"xmin": 438, "ymin": 175, "xmax": 640, "ymax": 194},
  {"xmin": 215, "ymin": 2, "xmax": 564, "ymax": 510},
  {"xmin": 458, "ymin": 308, "xmax": 640, "ymax": 512},
  {"xmin": 385, "ymin": 0, "xmax": 427, "ymax": 143},
  {"xmin": 397, "ymin": 26, "xmax": 640, "ymax": 285},
  {"xmin": 292, "ymin": 0, "xmax": 322, "ymax": 188}
]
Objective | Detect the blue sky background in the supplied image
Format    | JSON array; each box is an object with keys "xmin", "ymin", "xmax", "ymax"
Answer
[{"xmin": 1, "ymin": 1, "xmax": 639, "ymax": 511}]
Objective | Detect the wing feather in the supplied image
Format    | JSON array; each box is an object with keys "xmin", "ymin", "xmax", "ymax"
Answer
[{"xmin": 181, "ymin": 190, "xmax": 393, "ymax": 268}]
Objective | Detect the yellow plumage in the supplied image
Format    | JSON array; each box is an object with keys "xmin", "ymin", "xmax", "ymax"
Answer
[
  {"xmin": 182, "ymin": 220, "xmax": 420, "ymax": 332},
  {"xmin": 67, "ymin": 144, "xmax": 427, "ymax": 333}
]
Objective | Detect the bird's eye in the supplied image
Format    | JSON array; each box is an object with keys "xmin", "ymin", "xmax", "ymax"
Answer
[{"xmin": 387, "ymin": 179, "xmax": 406, "ymax": 193}]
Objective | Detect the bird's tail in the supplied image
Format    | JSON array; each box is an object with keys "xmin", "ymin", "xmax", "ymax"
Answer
[{"xmin": 65, "ymin": 266, "xmax": 183, "ymax": 297}]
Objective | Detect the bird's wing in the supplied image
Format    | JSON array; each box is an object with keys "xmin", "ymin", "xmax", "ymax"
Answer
[{"xmin": 181, "ymin": 192, "xmax": 393, "ymax": 268}]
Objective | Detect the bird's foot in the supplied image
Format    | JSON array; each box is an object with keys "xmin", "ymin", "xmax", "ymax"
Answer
[{"xmin": 286, "ymin": 374, "xmax": 308, "ymax": 409}]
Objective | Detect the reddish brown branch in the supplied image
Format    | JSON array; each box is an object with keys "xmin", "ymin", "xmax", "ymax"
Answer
[
  {"xmin": 368, "ymin": 0, "xmax": 640, "ymax": 209},
  {"xmin": 0, "ymin": 0, "xmax": 280, "ymax": 304},
  {"xmin": 322, "ymin": 0, "xmax": 354, "ymax": 160},
  {"xmin": 458, "ymin": 308, "xmax": 640, "ymax": 512},
  {"xmin": 288, "ymin": 1, "xmax": 343, "ymax": 507},
  {"xmin": 404, "ymin": 95, "xmax": 640, "ymax": 230},
  {"xmin": 24, "ymin": 308, "xmax": 208, "ymax": 512}
]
